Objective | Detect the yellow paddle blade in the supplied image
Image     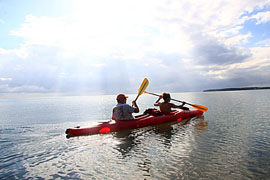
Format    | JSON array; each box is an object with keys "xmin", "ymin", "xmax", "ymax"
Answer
[
  {"xmin": 191, "ymin": 104, "xmax": 208, "ymax": 112},
  {"xmin": 135, "ymin": 78, "xmax": 149, "ymax": 101},
  {"xmin": 138, "ymin": 78, "xmax": 149, "ymax": 96}
]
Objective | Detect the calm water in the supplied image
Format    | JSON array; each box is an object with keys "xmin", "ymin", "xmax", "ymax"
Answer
[{"xmin": 1, "ymin": 90, "xmax": 270, "ymax": 180}]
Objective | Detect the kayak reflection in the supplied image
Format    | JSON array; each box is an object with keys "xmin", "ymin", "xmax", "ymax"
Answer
[
  {"xmin": 193, "ymin": 115, "xmax": 208, "ymax": 131},
  {"xmin": 112, "ymin": 116, "xmax": 207, "ymax": 158},
  {"xmin": 113, "ymin": 130, "xmax": 141, "ymax": 158},
  {"xmin": 112, "ymin": 116, "xmax": 207, "ymax": 178}
]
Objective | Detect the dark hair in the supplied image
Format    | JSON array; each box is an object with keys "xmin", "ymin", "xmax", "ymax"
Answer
[{"xmin": 162, "ymin": 92, "xmax": 171, "ymax": 101}]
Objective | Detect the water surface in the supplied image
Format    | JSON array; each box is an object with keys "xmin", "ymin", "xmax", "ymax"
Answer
[{"xmin": 1, "ymin": 90, "xmax": 270, "ymax": 179}]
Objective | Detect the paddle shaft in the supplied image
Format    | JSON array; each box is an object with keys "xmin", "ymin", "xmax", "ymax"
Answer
[
  {"xmin": 134, "ymin": 95, "xmax": 140, "ymax": 102},
  {"xmin": 144, "ymin": 91, "xmax": 208, "ymax": 112},
  {"xmin": 144, "ymin": 91, "xmax": 192, "ymax": 105}
]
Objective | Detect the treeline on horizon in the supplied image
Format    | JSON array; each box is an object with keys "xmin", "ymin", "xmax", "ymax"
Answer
[{"xmin": 203, "ymin": 87, "xmax": 270, "ymax": 92}]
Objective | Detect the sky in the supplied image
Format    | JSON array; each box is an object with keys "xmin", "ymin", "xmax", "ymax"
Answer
[{"xmin": 0, "ymin": 0, "xmax": 270, "ymax": 95}]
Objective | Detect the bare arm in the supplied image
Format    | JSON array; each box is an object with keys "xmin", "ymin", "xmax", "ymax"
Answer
[
  {"xmin": 171, "ymin": 102, "xmax": 186, "ymax": 109},
  {"xmin": 154, "ymin": 95, "xmax": 162, "ymax": 106},
  {"xmin": 132, "ymin": 100, "xmax": 139, "ymax": 113}
]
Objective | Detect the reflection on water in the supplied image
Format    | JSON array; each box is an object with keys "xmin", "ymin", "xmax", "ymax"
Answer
[
  {"xmin": 110, "ymin": 116, "xmax": 208, "ymax": 178},
  {"xmin": 193, "ymin": 116, "xmax": 208, "ymax": 131},
  {"xmin": 113, "ymin": 130, "xmax": 140, "ymax": 158},
  {"xmin": 1, "ymin": 91, "xmax": 270, "ymax": 179},
  {"xmin": 113, "ymin": 117, "xmax": 207, "ymax": 158}
]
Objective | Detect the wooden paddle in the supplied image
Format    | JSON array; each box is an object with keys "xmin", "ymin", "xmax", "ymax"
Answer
[
  {"xmin": 144, "ymin": 91, "xmax": 208, "ymax": 112},
  {"xmin": 134, "ymin": 78, "xmax": 149, "ymax": 102}
]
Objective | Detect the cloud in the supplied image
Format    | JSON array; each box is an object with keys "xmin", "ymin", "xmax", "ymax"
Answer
[
  {"xmin": 0, "ymin": 84, "xmax": 47, "ymax": 93},
  {"xmin": 190, "ymin": 35, "xmax": 252, "ymax": 65},
  {"xmin": 224, "ymin": 32, "xmax": 252, "ymax": 46},
  {"xmin": 0, "ymin": 48, "xmax": 10, "ymax": 54},
  {"xmin": 256, "ymin": 38, "xmax": 270, "ymax": 47},
  {"xmin": 0, "ymin": 77, "xmax": 12, "ymax": 81},
  {"xmin": 250, "ymin": 11, "xmax": 270, "ymax": 24},
  {"xmin": 1, "ymin": 0, "xmax": 270, "ymax": 94},
  {"xmin": 10, "ymin": 15, "xmax": 68, "ymax": 47},
  {"xmin": 197, "ymin": 46, "xmax": 270, "ymax": 87},
  {"xmin": 220, "ymin": 64, "xmax": 270, "ymax": 87}
]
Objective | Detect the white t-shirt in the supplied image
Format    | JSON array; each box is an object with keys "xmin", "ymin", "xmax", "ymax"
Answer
[{"xmin": 112, "ymin": 103, "xmax": 136, "ymax": 120}]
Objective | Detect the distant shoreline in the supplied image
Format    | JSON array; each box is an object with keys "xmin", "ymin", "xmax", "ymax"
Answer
[{"xmin": 203, "ymin": 87, "xmax": 270, "ymax": 92}]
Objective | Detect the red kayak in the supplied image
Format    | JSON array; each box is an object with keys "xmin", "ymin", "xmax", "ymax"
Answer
[{"xmin": 66, "ymin": 109, "xmax": 203, "ymax": 137}]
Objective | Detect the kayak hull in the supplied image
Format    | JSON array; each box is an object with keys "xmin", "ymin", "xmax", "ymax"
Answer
[{"xmin": 66, "ymin": 109, "xmax": 203, "ymax": 136}]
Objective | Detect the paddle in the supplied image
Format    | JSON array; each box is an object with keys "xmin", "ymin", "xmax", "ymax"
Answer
[
  {"xmin": 134, "ymin": 78, "xmax": 149, "ymax": 102},
  {"xmin": 144, "ymin": 91, "xmax": 208, "ymax": 112}
]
